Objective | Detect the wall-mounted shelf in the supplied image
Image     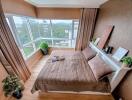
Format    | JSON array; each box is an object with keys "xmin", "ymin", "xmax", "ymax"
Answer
[{"xmin": 89, "ymin": 42, "xmax": 132, "ymax": 92}]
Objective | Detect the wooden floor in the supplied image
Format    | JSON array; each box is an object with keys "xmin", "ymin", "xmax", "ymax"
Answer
[{"xmin": 13, "ymin": 56, "xmax": 114, "ymax": 100}]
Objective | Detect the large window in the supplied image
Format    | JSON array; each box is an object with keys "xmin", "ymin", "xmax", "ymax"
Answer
[{"xmin": 6, "ymin": 15, "xmax": 79, "ymax": 59}]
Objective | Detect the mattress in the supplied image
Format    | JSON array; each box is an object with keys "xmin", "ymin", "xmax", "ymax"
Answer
[{"xmin": 31, "ymin": 50, "xmax": 110, "ymax": 93}]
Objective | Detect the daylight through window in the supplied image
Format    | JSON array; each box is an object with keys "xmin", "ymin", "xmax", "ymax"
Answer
[{"xmin": 6, "ymin": 15, "xmax": 79, "ymax": 59}]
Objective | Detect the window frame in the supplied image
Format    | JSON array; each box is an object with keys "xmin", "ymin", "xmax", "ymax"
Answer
[
  {"xmin": 6, "ymin": 14, "xmax": 39, "ymax": 59},
  {"xmin": 6, "ymin": 14, "xmax": 79, "ymax": 59},
  {"xmin": 39, "ymin": 19, "xmax": 79, "ymax": 48}
]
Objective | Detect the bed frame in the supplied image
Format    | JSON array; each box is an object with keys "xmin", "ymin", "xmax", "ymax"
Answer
[
  {"xmin": 39, "ymin": 42, "xmax": 131, "ymax": 95},
  {"xmin": 39, "ymin": 90, "xmax": 111, "ymax": 95}
]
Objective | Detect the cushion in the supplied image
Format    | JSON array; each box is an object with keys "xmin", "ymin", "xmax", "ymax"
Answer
[
  {"xmin": 88, "ymin": 55, "xmax": 113, "ymax": 81},
  {"xmin": 82, "ymin": 46, "xmax": 96, "ymax": 61}
]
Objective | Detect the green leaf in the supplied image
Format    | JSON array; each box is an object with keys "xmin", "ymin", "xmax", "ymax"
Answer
[
  {"xmin": 122, "ymin": 56, "xmax": 132, "ymax": 66},
  {"xmin": 2, "ymin": 75, "xmax": 23, "ymax": 96},
  {"xmin": 39, "ymin": 42, "xmax": 48, "ymax": 49}
]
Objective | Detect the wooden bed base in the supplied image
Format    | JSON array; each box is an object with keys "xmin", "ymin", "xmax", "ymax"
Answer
[
  {"xmin": 39, "ymin": 91, "xmax": 114, "ymax": 100},
  {"xmin": 39, "ymin": 90, "xmax": 111, "ymax": 95}
]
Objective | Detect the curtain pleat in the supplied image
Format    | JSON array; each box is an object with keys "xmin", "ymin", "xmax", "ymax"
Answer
[
  {"xmin": 0, "ymin": 49, "xmax": 15, "ymax": 75},
  {"xmin": 75, "ymin": 8, "xmax": 98, "ymax": 51},
  {"xmin": 0, "ymin": 1, "xmax": 31, "ymax": 82}
]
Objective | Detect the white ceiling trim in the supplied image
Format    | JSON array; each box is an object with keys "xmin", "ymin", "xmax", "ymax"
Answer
[{"xmin": 25, "ymin": 0, "xmax": 108, "ymax": 8}]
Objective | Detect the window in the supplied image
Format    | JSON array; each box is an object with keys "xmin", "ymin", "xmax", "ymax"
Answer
[
  {"xmin": 39, "ymin": 20, "xmax": 79, "ymax": 47},
  {"xmin": 6, "ymin": 15, "xmax": 79, "ymax": 59},
  {"xmin": 28, "ymin": 19, "xmax": 41, "ymax": 39},
  {"xmin": 52, "ymin": 20, "xmax": 71, "ymax": 38},
  {"xmin": 38, "ymin": 20, "xmax": 52, "ymax": 38},
  {"xmin": 13, "ymin": 16, "xmax": 35, "ymax": 58}
]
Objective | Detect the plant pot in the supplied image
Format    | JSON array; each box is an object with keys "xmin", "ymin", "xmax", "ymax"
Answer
[
  {"xmin": 122, "ymin": 63, "xmax": 128, "ymax": 68},
  {"xmin": 12, "ymin": 91, "xmax": 23, "ymax": 99},
  {"xmin": 41, "ymin": 48, "xmax": 48, "ymax": 55}
]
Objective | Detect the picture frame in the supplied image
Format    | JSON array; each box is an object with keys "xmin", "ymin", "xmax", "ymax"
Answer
[{"xmin": 112, "ymin": 47, "xmax": 129, "ymax": 61}]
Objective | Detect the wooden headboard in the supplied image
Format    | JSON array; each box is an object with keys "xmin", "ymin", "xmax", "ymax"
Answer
[{"xmin": 89, "ymin": 42, "xmax": 131, "ymax": 92}]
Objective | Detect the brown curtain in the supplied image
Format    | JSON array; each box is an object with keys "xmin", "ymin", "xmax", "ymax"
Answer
[
  {"xmin": 0, "ymin": 49, "xmax": 15, "ymax": 75},
  {"xmin": 75, "ymin": 8, "xmax": 98, "ymax": 51},
  {"xmin": 0, "ymin": 1, "xmax": 31, "ymax": 82}
]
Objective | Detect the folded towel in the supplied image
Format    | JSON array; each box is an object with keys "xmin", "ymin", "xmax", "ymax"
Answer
[
  {"xmin": 57, "ymin": 56, "xmax": 65, "ymax": 61},
  {"xmin": 52, "ymin": 56, "xmax": 65, "ymax": 62},
  {"xmin": 51, "ymin": 56, "xmax": 58, "ymax": 62}
]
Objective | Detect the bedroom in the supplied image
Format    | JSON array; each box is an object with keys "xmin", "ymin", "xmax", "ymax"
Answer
[{"xmin": 0, "ymin": 0, "xmax": 132, "ymax": 100}]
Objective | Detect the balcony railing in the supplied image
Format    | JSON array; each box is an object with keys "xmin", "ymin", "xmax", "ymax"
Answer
[{"xmin": 20, "ymin": 37, "xmax": 76, "ymax": 59}]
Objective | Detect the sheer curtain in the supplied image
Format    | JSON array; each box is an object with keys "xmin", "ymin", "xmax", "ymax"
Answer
[
  {"xmin": 0, "ymin": 1, "xmax": 31, "ymax": 82},
  {"xmin": 75, "ymin": 8, "xmax": 98, "ymax": 50}
]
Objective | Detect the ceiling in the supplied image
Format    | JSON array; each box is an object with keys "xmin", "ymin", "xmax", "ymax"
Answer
[{"xmin": 25, "ymin": 0, "xmax": 109, "ymax": 8}]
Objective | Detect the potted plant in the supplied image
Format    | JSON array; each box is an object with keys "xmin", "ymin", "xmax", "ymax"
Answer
[
  {"xmin": 121, "ymin": 56, "xmax": 132, "ymax": 67},
  {"xmin": 40, "ymin": 42, "xmax": 48, "ymax": 55},
  {"xmin": 2, "ymin": 75, "xmax": 24, "ymax": 99}
]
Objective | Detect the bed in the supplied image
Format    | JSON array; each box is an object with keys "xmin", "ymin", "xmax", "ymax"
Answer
[{"xmin": 31, "ymin": 50, "xmax": 111, "ymax": 93}]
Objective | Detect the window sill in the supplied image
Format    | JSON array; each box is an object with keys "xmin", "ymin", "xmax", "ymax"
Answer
[
  {"xmin": 25, "ymin": 49, "xmax": 40, "ymax": 61},
  {"xmin": 26, "ymin": 49, "xmax": 43, "ymax": 70},
  {"xmin": 49, "ymin": 46, "xmax": 75, "ymax": 49}
]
